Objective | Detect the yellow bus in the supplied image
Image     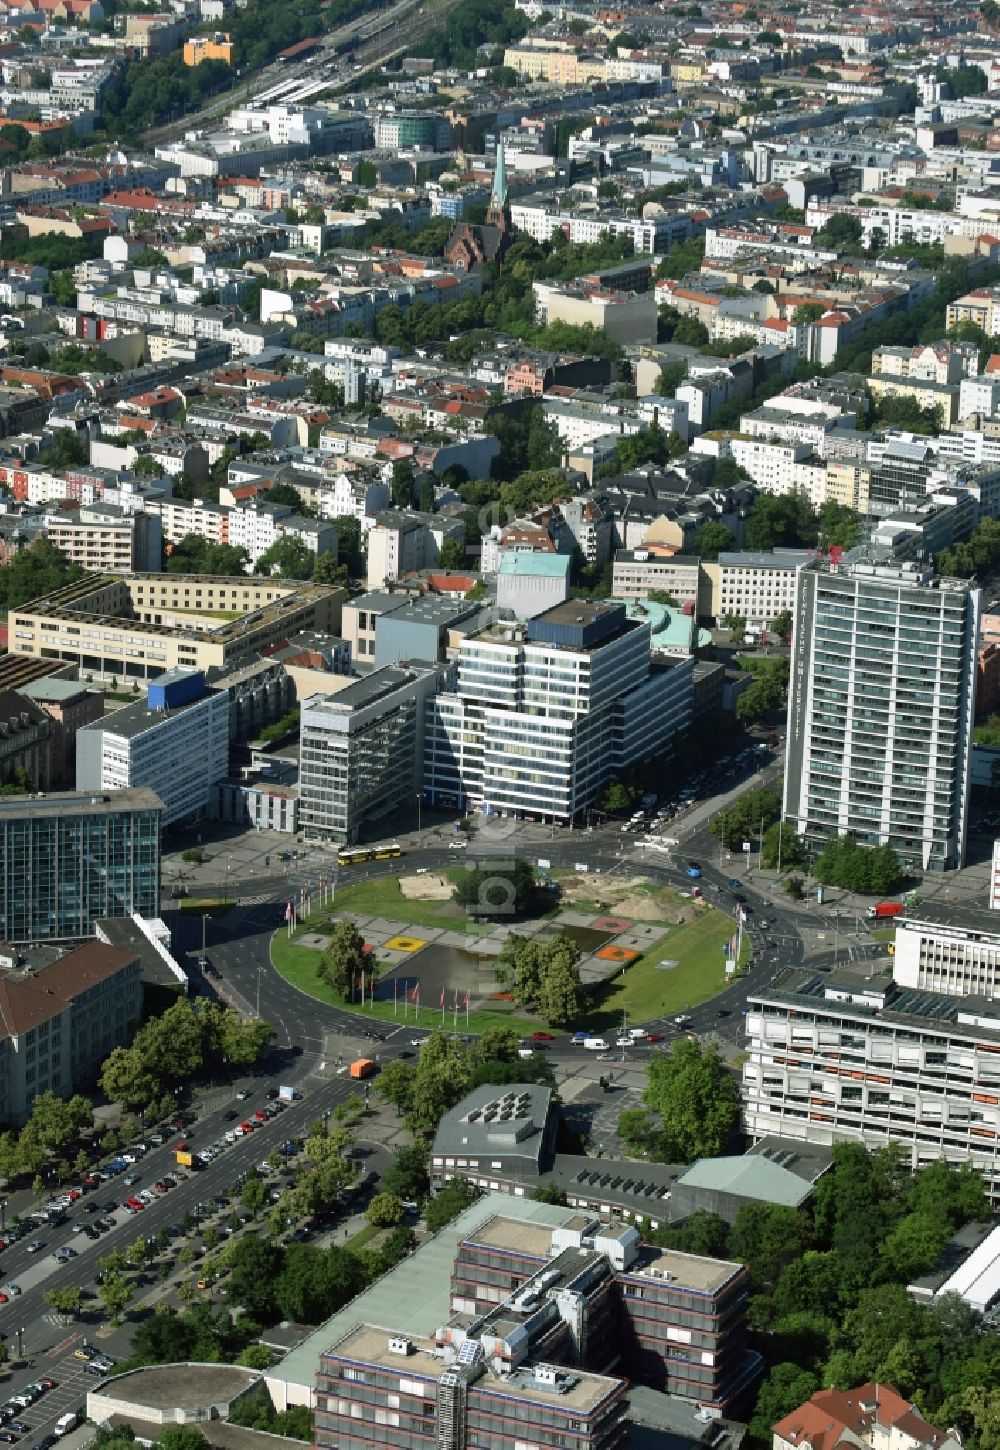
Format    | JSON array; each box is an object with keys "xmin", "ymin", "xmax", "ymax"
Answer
[
  {"xmin": 337, "ymin": 847, "xmax": 374, "ymax": 867},
  {"xmin": 374, "ymin": 843, "xmax": 403, "ymax": 860}
]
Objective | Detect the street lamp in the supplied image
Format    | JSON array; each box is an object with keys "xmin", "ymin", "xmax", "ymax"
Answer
[
  {"xmin": 416, "ymin": 793, "xmax": 422, "ymax": 835},
  {"xmin": 16, "ymin": 1327, "xmax": 23, "ymax": 1360},
  {"xmin": 0, "ymin": 1199, "xmax": 6, "ymax": 1232}
]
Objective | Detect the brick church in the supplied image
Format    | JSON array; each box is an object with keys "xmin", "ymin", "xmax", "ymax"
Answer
[{"xmin": 444, "ymin": 142, "xmax": 514, "ymax": 272}]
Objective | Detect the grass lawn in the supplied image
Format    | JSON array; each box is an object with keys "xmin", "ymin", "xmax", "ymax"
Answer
[
  {"xmin": 321, "ymin": 872, "xmax": 494, "ymax": 935},
  {"xmin": 582, "ymin": 906, "xmax": 736, "ymax": 1029},
  {"xmin": 271, "ymin": 875, "xmax": 737, "ymax": 1035},
  {"xmin": 346, "ymin": 1223, "xmax": 381, "ymax": 1251},
  {"xmin": 179, "ymin": 897, "xmax": 231, "ymax": 914}
]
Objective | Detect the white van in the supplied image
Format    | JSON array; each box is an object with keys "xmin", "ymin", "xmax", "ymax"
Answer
[
  {"xmin": 583, "ymin": 1037, "xmax": 609, "ymax": 1051},
  {"xmin": 55, "ymin": 1413, "xmax": 79, "ymax": 1437}
]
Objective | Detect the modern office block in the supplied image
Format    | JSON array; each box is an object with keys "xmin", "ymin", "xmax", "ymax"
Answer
[
  {"xmin": 0, "ymin": 788, "xmax": 162, "ymax": 944},
  {"xmin": 742, "ymin": 963, "xmax": 1000, "ymax": 1198},
  {"xmin": 76, "ymin": 669, "xmax": 230, "ymax": 827},
  {"xmin": 446, "ymin": 1213, "xmax": 758, "ymax": 1411},
  {"xmin": 299, "ymin": 665, "xmax": 443, "ymax": 843},
  {"xmin": 784, "ymin": 559, "xmax": 979, "ymax": 871},
  {"xmin": 424, "ymin": 601, "xmax": 693, "ymax": 823}
]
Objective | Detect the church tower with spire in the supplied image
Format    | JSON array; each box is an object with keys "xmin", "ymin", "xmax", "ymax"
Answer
[
  {"xmin": 443, "ymin": 139, "xmax": 514, "ymax": 273},
  {"xmin": 485, "ymin": 140, "xmax": 511, "ymax": 233}
]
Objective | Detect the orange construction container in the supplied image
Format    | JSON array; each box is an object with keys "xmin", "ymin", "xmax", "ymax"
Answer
[{"xmin": 349, "ymin": 1057, "xmax": 377, "ymax": 1079}]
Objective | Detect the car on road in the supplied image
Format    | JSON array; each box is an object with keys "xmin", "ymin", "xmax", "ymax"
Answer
[
  {"xmin": 0, "ymin": 1430, "xmax": 17, "ymax": 1442},
  {"xmin": 615, "ymin": 1036, "xmax": 632, "ymax": 1048},
  {"xmin": 25, "ymin": 1242, "xmax": 42, "ymax": 1254},
  {"xmin": 123, "ymin": 1174, "xmax": 140, "ymax": 1187},
  {"xmin": 571, "ymin": 1031, "xmax": 589, "ymax": 1044},
  {"xmin": 716, "ymin": 1009, "xmax": 731, "ymax": 1018},
  {"xmin": 728, "ymin": 878, "xmax": 741, "ymax": 888},
  {"xmin": 1, "ymin": 1287, "xmax": 18, "ymax": 1298},
  {"xmin": 223, "ymin": 1110, "xmax": 238, "ymax": 1122},
  {"xmin": 531, "ymin": 1031, "xmax": 554, "ymax": 1042},
  {"xmin": 644, "ymin": 1032, "xmax": 665, "ymax": 1043},
  {"xmin": 235, "ymin": 1090, "xmax": 250, "ymax": 1101}
]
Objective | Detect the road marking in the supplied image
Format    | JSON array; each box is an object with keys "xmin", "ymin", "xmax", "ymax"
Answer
[{"xmin": 46, "ymin": 1332, "xmax": 78, "ymax": 1357}]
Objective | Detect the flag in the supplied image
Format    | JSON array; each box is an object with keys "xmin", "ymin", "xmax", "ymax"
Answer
[
  {"xmin": 284, "ymin": 902, "xmax": 292, "ymax": 921},
  {"xmin": 464, "ymin": 992, "xmax": 470, "ymax": 1009},
  {"xmin": 440, "ymin": 990, "xmax": 445, "ymax": 1008},
  {"xmin": 411, "ymin": 983, "xmax": 418, "ymax": 1002}
]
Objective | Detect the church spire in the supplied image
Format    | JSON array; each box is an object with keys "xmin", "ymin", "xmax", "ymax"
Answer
[{"xmin": 491, "ymin": 140, "xmax": 508, "ymax": 210}]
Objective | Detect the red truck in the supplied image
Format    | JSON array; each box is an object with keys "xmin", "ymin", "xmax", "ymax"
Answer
[{"xmin": 867, "ymin": 902, "xmax": 904, "ymax": 920}]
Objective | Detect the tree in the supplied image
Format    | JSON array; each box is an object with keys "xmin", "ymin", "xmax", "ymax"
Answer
[
  {"xmin": 599, "ymin": 779, "xmax": 639, "ymax": 814},
  {"xmin": 641, "ymin": 1039, "xmax": 741, "ymax": 1161},
  {"xmin": 424, "ymin": 1177, "xmax": 476, "ymax": 1232},
  {"xmin": 537, "ymin": 939, "xmax": 583, "ymax": 1028},
  {"xmin": 266, "ymin": 482, "xmax": 307, "ymax": 512},
  {"xmin": 793, "ymin": 302, "xmax": 825, "ymax": 325},
  {"xmin": 746, "ymin": 492, "xmax": 817, "ymax": 551},
  {"xmin": 453, "ymin": 860, "xmax": 536, "ymax": 917},
  {"xmin": 44, "ymin": 1286, "xmax": 82, "ymax": 1316},
  {"xmin": 817, "ymin": 501, "xmax": 861, "ymax": 550},
  {"xmin": 391, "ymin": 460, "xmax": 415, "ymax": 509},
  {"xmin": 816, "ymin": 213, "xmax": 863, "ymax": 248},
  {"xmin": 227, "ymin": 1236, "xmax": 283, "ymax": 1320},
  {"xmin": 730, "ymin": 1203, "xmax": 812, "ymax": 1293},
  {"xmin": 254, "ymin": 535, "xmax": 314, "ymax": 580},
  {"xmin": 761, "ymin": 821, "xmax": 804, "ymax": 870},
  {"xmin": 367, "ymin": 1191, "xmax": 405, "ymax": 1227},
  {"xmin": 749, "ymin": 1363, "xmax": 819, "ymax": 1444},
  {"xmin": 0, "ymin": 536, "xmax": 84, "ymax": 612},
  {"xmin": 320, "ymin": 919, "xmax": 369, "ymax": 999},
  {"xmin": 437, "ymin": 537, "xmax": 466, "ymax": 570},
  {"xmin": 99, "ymin": 1045, "xmax": 160, "ymax": 1112},
  {"xmin": 692, "ymin": 521, "xmax": 736, "ymax": 560},
  {"xmin": 532, "ymin": 1183, "xmax": 568, "ymax": 1205},
  {"xmin": 275, "ymin": 1244, "xmax": 366, "ymax": 1324},
  {"xmin": 237, "ymin": 1344, "xmax": 274, "ymax": 1370},
  {"xmin": 770, "ymin": 608, "xmax": 793, "ymax": 642},
  {"xmin": 159, "ymin": 1429, "xmax": 211, "ymax": 1450},
  {"xmin": 98, "ymin": 1270, "xmax": 135, "ymax": 1325},
  {"xmin": 381, "ymin": 1143, "xmax": 429, "ymax": 1202},
  {"xmin": 241, "ymin": 1178, "xmax": 267, "ymax": 1215},
  {"xmin": 723, "ymin": 613, "xmax": 746, "ymax": 644}
]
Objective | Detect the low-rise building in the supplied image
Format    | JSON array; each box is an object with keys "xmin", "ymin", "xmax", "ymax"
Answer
[
  {"xmin": 773, "ymin": 1383, "xmax": 960, "ymax": 1450},
  {"xmin": 702, "ymin": 549, "xmax": 812, "ymax": 630},
  {"xmin": 17, "ymin": 676, "xmax": 102, "ymax": 787}
]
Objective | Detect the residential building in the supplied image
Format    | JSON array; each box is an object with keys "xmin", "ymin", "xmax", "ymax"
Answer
[
  {"xmin": 40, "ymin": 505, "xmax": 161, "ymax": 573},
  {"xmin": 702, "ymin": 550, "xmax": 812, "ymax": 631},
  {"xmin": 366, "ymin": 511, "xmax": 465, "ymax": 589},
  {"xmin": 9, "ymin": 574, "xmax": 343, "ymax": 683},
  {"xmin": 611, "ymin": 552, "xmax": 703, "ymax": 610},
  {"xmin": 17, "ymin": 676, "xmax": 102, "ymax": 786},
  {"xmin": 76, "ymin": 669, "xmax": 230, "ymax": 827},
  {"xmin": 743, "ymin": 962, "xmax": 1000, "ymax": 1198},
  {"xmin": 0, "ymin": 692, "xmax": 50, "ymax": 790},
  {"xmin": 299, "ymin": 665, "xmax": 443, "ymax": 844},
  {"xmin": 0, "ymin": 788, "xmax": 162, "ymax": 944},
  {"xmin": 772, "ymin": 1383, "xmax": 961, "ymax": 1450},
  {"xmin": 424, "ymin": 602, "xmax": 693, "ymax": 822},
  {"xmin": 784, "ymin": 560, "xmax": 980, "ymax": 872},
  {"xmin": 0, "ymin": 938, "xmax": 143, "ymax": 1127}
]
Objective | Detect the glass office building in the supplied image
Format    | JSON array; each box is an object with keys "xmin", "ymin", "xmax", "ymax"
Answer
[{"xmin": 0, "ymin": 789, "xmax": 162, "ymax": 942}]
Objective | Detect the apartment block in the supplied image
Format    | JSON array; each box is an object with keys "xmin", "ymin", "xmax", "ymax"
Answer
[
  {"xmin": 743, "ymin": 962, "xmax": 1000, "ymax": 1198},
  {"xmin": 76, "ymin": 669, "xmax": 230, "ymax": 827},
  {"xmin": 366, "ymin": 511, "xmax": 464, "ymax": 590},
  {"xmin": 424, "ymin": 602, "xmax": 693, "ymax": 823},
  {"xmin": 702, "ymin": 550, "xmax": 812, "ymax": 630},
  {"xmin": 784, "ymin": 560, "xmax": 979, "ymax": 872},
  {"xmin": 299, "ymin": 665, "xmax": 443, "ymax": 844},
  {"xmin": 0, "ymin": 788, "xmax": 162, "ymax": 944},
  {"xmin": 41, "ymin": 505, "xmax": 161, "ymax": 574},
  {"xmin": 0, "ymin": 938, "xmax": 143, "ymax": 1126}
]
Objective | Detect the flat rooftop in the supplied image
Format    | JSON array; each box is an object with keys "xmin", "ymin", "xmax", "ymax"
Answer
[
  {"xmin": 326, "ymin": 1324, "xmax": 441, "ymax": 1381},
  {"xmin": 466, "ymin": 1215, "xmax": 555, "ymax": 1258},
  {"xmin": 269, "ymin": 1194, "xmax": 581, "ymax": 1395},
  {"xmin": 626, "ymin": 1246, "xmax": 742, "ymax": 1295},
  {"xmin": 304, "ymin": 664, "xmax": 434, "ymax": 714},
  {"xmin": 0, "ymin": 787, "xmax": 163, "ymax": 819},
  {"xmin": 97, "ymin": 689, "xmax": 218, "ymax": 740}
]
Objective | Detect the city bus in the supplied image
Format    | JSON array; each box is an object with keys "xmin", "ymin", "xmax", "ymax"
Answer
[
  {"xmin": 337, "ymin": 846, "xmax": 374, "ymax": 867},
  {"xmin": 374, "ymin": 843, "xmax": 403, "ymax": 860}
]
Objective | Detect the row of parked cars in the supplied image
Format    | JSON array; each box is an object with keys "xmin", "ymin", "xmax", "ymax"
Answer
[{"xmin": 0, "ymin": 1378, "xmax": 60, "ymax": 1442}]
